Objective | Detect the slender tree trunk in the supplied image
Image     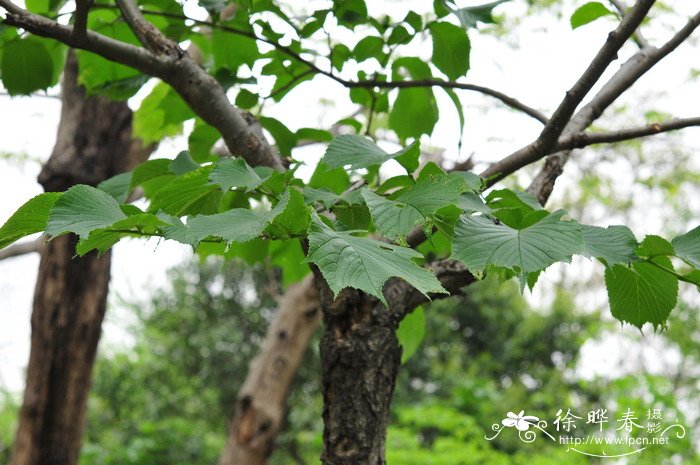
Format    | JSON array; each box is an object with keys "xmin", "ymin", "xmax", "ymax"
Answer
[
  {"xmin": 10, "ymin": 53, "xmax": 149, "ymax": 465},
  {"xmin": 219, "ymin": 275, "xmax": 321, "ymax": 465}
]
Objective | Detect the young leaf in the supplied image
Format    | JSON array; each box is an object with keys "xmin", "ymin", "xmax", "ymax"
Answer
[
  {"xmin": 46, "ymin": 185, "xmax": 127, "ymax": 238},
  {"xmin": 306, "ymin": 212, "xmax": 447, "ymax": 305},
  {"xmin": 604, "ymin": 257, "xmax": 678, "ymax": 330},
  {"xmin": 451, "ymin": 210, "xmax": 583, "ymax": 275},
  {"xmin": 429, "ymin": 21, "xmax": 471, "ymax": 80},
  {"xmin": 323, "ymin": 135, "xmax": 420, "ymax": 171},
  {"xmin": 570, "ymin": 2, "xmax": 615, "ymax": 30},
  {"xmin": 397, "ymin": 305, "xmax": 426, "ymax": 364},
  {"xmin": 581, "ymin": 224, "xmax": 637, "ymax": 265},
  {"xmin": 671, "ymin": 225, "xmax": 700, "ymax": 268},
  {"xmin": 0, "ymin": 192, "xmax": 61, "ymax": 248}
]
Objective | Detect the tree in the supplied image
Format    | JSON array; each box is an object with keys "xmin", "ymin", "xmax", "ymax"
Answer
[{"xmin": 1, "ymin": 0, "xmax": 699, "ymax": 463}]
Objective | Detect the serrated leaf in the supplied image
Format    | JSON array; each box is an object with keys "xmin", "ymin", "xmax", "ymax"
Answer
[
  {"xmin": 160, "ymin": 213, "xmax": 200, "ymax": 247},
  {"xmin": 323, "ymin": 135, "xmax": 420, "ymax": 170},
  {"xmin": 429, "ymin": 21, "xmax": 471, "ymax": 80},
  {"xmin": 171, "ymin": 151, "xmax": 199, "ymax": 175},
  {"xmin": 570, "ymin": 2, "xmax": 615, "ymax": 29},
  {"xmin": 671, "ymin": 225, "xmax": 700, "ymax": 268},
  {"xmin": 210, "ymin": 158, "xmax": 264, "ymax": 192},
  {"xmin": 451, "ymin": 210, "xmax": 583, "ymax": 275},
  {"xmin": 148, "ymin": 168, "xmax": 218, "ymax": 216},
  {"xmin": 581, "ymin": 224, "xmax": 637, "ymax": 265},
  {"xmin": 130, "ymin": 158, "xmax": 173, "ymax": 190},
  {"xmin": 604, "ymin": 257, "xmax": 678, "ymax": 330},
  {"xmin": 637, "ymin": 235, "xmax": 675, "ymax": 258},
  {"xmin": 0, "ymin": 192, "xmax": 61, "ymax": 248},
  {"xmin": 458, "ymin": 192, "xmax": 491, "ymax": 214},
  {"xmin": 397, "ymin": 305, "xmax": 425, "ymax": 364},
  {"xmin": 267, "ymin": 188, "xmax": 310, "ymax": 237},
  {"xmin": 76, "ymin": 213, "xmax": 168, "ymax": 255},
  {"xmin": 333, "ymin": 203, "xmax": 372, "ymax": 230},
  {"xmin": 183, "ymin": 190, "xmax": 290, "ymax": 245},
  {"xmin": 362, "ymin": 173, "xmax": 468, "ymax": 241},
  {"xmin": 46, "ymin": 185, "xmax": 127, "ymax": 238},
  {"xmin": 306, "ymin": 212, "xmax": 447, "ymax": 305}
]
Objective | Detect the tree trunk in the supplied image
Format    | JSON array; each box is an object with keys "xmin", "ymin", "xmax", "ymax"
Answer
[
  {"xmin": 319, "ymin": 292, "xmax": 402, "ymax": 465},
  {"xmin": 219, "ymin": 275, "xmax": 321, "ymax": 465},
  {"xmin": 10, "ymin": 52, "xmax": 149, "ymax": 465}
]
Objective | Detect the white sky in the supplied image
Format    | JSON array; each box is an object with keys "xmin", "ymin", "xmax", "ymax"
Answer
[{"xmin": 0, "ymin": 1, "xmax": 699, "ymax": 392}]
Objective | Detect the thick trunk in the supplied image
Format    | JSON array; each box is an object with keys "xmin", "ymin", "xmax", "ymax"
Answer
[
  {"xmin": 10, "ymin": 53, "xmax": 148, "ymax": 465},
  {"xmin": 320, "ymin": 294, "xmax": 402, "ymax": 465},
  {"xmin": 219, "ymin": 275, "xmax": 321, "ymax": 465}
]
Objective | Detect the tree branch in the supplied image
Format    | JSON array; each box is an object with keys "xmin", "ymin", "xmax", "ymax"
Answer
[
  {"xmin": 528, "ymin": 7, "xmax": 700, "ymax": 204},
  {"xmin": 0, "ymin": 237, "xmax": 44, "ymax": 261},
  {"xmin": 83, "ymin": 3, "xmax": 547, "ymax": 124},
  {"xmin": 480, "ymin": 0, "xmax": 655, "ymax": 184},
  {"xmin": 0, "ymin": 0, "xmax": 285, "ymax": 170},
  {"xmin": 610, "ymin": 0, "xmax": 651, "ymax": 49},
  {"xmin": 556, "ymin": 117, "xmax": 700, "ymax": 150},
  {"xmin": 72, "ymin": 0, "xmax": 90, "ymax": 40}
]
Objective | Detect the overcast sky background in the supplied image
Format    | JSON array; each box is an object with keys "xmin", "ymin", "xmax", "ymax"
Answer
[{"xmin": 0, "ymin": 0, "xmax": 699, "ymax": 393}]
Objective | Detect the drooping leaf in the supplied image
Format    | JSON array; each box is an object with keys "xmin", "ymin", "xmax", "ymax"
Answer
[
  {"xmin": 389, "ymin": 58, "xmax": 439, "ymax": 140},
  {"xmin": 0, "ymin": 192, "xmax": 61, "ymax": 248},
  {"xmin": 581, "ymin": 224, "xmax": 637, "ymax": 265},
  {"xmin": 671, "ymin": 225, "xmax": 700, "ymax": 268},
  {"xmin": 306, "ymin": 212, "xmax": 447, "ymax": 305},
  {"xmin": 570, "ymin": 2, "xmax": 615, "ymax": 29},
  {"xmin": 451, "ymin": 210, "xmax": 583, "ymax": 275},
  {"xmin": 397, "ymin": 305, "xmax": 426, "ymax": 363},
  {"xmin": 604, "ymin": 257, "xmax": 678, "ymax": 330},
  {"xmin": 46, "ymin": 185, "xmax": 127, "ymax": 238},
  {"xmin": 429, "ymin": 21, "xmax": 471, "ymax": 80},
  {"xmin": 323, "ymin": 135, "xmax": 419, "ymax": 170},
  {"xmin": 133, "ymin": 82, "xmax": 193, "ymax": 143}
]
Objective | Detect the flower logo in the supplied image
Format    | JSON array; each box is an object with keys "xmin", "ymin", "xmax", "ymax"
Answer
[{"xmin": 502, "ymin": 410, "xmax": 540, "ymax": 431}]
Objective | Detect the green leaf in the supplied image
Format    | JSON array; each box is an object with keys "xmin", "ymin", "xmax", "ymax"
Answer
[
  {"xmin": 397, "ymin": 306, "xmax": 426, "ymax": 364},
  {"xmin": 353, "ymin": 36, "xmax": 385, "ymax": 61},
  {"xmin": 671, "ymin": 225, "xmax": 700, "ymax": 268},
  {"xmin": 235, "ymin": 88, "xmax": 259, "ymax": 109},
  {"xmin": 323, "ymin": 135, "xmax": 419, "ymax": 170},
  {"xmin": 637, "ymin": 235, "xmax": 675, "ymax": 258},
  {"xmin": 46, "ymin": 185, "xmax": 127, "ymax": 238},
  {"xmin": 570, "ymin": 2, "xmax": 615, "ymax": 29},
  {"xmin": 1, "ymin": 38, "xmax": 54, "ymax": 95},
  {"xmin": 184, "ymin": 192, "xmax": 289, "ymax": 245},
  {"xmin": 604, "ymin": 257, "xmax": 678, "ymax": 330},
  {"xmin": 76, "ymin": 213, "xmax": 168, "ymax": 255},
  {"xmin": 333, "ymin": 203, "xmax": 372, "ymax": 230},
  {"xmin": 306, "ymin": 212, "xmax": 446, "ymax": 305},
  {"xmin": 210, "ymin": 158, "xmax": 265, "ymax": 192},
  {"xmin": 429, "ymin": 21, "xmax": 471, "ymax": 80},
  {"xmin": 266, "ymin": 188, "xmax": 310, "ymax": 238},
  {"xmin": 451, "ymin": 210, "xmax": 583, "ymax": 275},
  {"xmin": 389, "ymin": 58, "xmax": 439, "ymax": 140},
  {"xmin": 259, "ymin": 117, "xmax": 297, "ymax": 156},
  {"xmin": 452, "ymin": 0, "xmax": 509, "ymax": 28},
  {"xmin": 362, "ymin": 173, "xmax": 468, "ymax": 241},
  {"xmin": 581, "ymin": 224, "xmax": 637, "ymax": 265},
  {"xmin": 212, "ymin": 29, "xmax": 259, "ymax": 70},
  {"xmin": 98, "ymin": 172, "xmax": 133, "ymax": 202},
  {"xmin": 171, "ymin": 151, "xmax": 200, "ymax": 175},
  {"xmin": 130, "ymin": 158, "xmax": 173, "ymax": 191},
  {"xmin": 148, "ymin": 168, "xmax": 219, "ymax": 216},
  {"xmin": 133, "ymin": 82, "xmax": 193, "ymax": 143},
  {"xmin": 309, "ymin": 162, "xmax": 350, "ymax": 194},
  {"xmin": 270, "ymin": 239, "xmax": 311, "ymax": 286},
  {"xmin": 188, "ymin": 121, "xmax": 219, "ymax": 163},
  {"xmin": 0, "ymin": 192, "xmax": 61, "ymax": 248}
]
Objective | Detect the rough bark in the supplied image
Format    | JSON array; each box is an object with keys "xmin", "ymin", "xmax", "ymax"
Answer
[
  {"xmin": 10, "ymin": 53, "xmax": 148, "ymax": 465},
  {"xmin": 219, "ymin": 275, "xmax": 321, "ymax": 465}
]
